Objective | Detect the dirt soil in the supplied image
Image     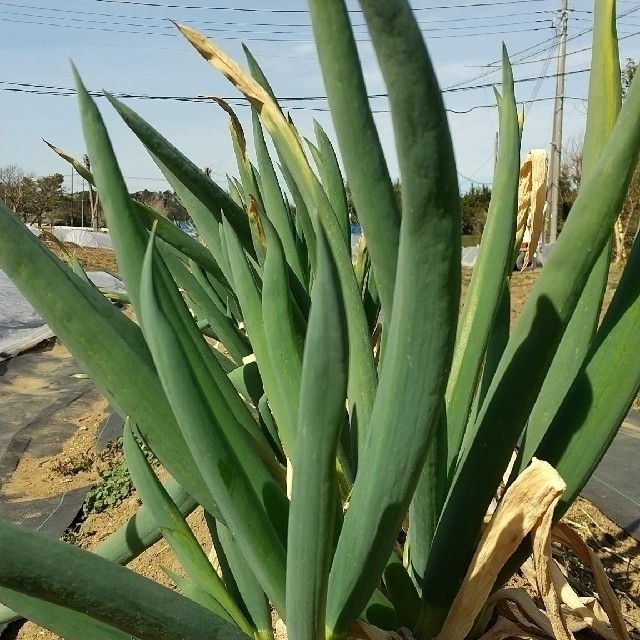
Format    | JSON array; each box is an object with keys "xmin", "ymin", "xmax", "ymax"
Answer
[
  {"xmin": 44, "ymin": 238, "xmax": 119, "ymax": 275},
  {"xmin": 5, "ymin": 245, "xmax": 640, "ymax": 639}
]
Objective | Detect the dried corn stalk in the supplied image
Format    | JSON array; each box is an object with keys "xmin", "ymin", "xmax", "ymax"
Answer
[{"xmin": 516, "ymin": 149, "xmax": 548, "ymax": 269}]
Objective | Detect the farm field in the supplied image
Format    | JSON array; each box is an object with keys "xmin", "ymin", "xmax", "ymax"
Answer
[{"xmin": 4, "ymin": 242, "xmax": 639, "ymax": 639}]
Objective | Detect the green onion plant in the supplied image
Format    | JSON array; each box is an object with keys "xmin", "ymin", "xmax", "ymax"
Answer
[{"xmin": 1, "ymin": 1, "xmax": 640, "ymax": 639}]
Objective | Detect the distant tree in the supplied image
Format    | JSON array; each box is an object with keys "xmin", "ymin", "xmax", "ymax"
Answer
[
  {"xmin": 130, "ymin": 189, "xmax": 188, "ymax": 222},
  {"xmin": 20, "ymin": 173, "xmax": 66, "ymax": 226},
  {"xmin": 83, "ymin": 154, "xmax": 101, "ymax": 231},
  {"xmin": 348, "ymin": 180, "xmax": 490, "ymax": 237},
  {"xmin": 558, "ymin": 140, "xmax": 581, "ymax": 231},
  {"xmin": 58, "ymin": 190, "xmax": 99, "ymax": 227},
  {"xmin": 0, "ymin": 164, "xmax": 34, "ymax": 217},
  {"xmin": 622, "ymin": 57, "xmax": 636, "ymax": 98},
  {"xmin": 460, "ymin": 184, "xmax": 491, "ymax": 236},
  {"xmin": 392, "ymin": 179, "xmax": 402, "ymax": 213}
]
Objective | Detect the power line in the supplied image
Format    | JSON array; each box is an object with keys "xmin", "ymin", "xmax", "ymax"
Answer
[
  {"xmin": 0, "ymin": 10, "xmax": 555, "ymax": 37},
  {"xmin": 85, "ymin": 0, "xmax": 549, "ymax": 12},
  {"xmin": 0, "ymin": 3, "xmax": 557, "ymax": 28},
  {"xmin": 525, "ymin": 21, "xmax": 560, "ymax": 113},
  {"xmin": 439, "ymin": 4, "xmax": 640, "ymax": 95},
  {"xmin": 0, "ymin": 15, "xmax": 554, "ymax": 41},
  {"xmin": 0, "ymin": 79, "xmax": 587, "ymax": 114},
  {"xmin": 3, "ymin": 4, "xmax": 638, "ymax": 114}
]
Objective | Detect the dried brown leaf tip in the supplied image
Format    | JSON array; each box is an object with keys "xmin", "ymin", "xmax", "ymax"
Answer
[
  {"xmin": 206, "ymin": 97, "xmax": 247, "ymax": 153},
  {"xmin": 175, "ymin": 22, "xmax": 267, "ymax": 114},
  {"xmin": 247, "ymin": 195, "xmax": 266, "ymax": 251}
]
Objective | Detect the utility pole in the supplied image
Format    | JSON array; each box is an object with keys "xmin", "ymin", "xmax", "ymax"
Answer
[
  {"xmin": 81, "ymin": 176, "xmax": 85, "ymax": 227},
  {"xmin": 70, "ymin": 168, "xmax": 74, "ymax": 226},
  {"xmin": 83, "ymin": 153, "xmax": 99, "ymax": 231},
  {"xmin": 547, "ymin": 0, "xmax": 569, "ymax": 243}
]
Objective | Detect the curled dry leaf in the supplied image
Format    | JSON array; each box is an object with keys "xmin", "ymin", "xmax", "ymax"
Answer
[
  {"xmin": 437, "ymin": 458, "xmax": 566, "ymax": 640},
  {"xmin": 486, "ymin": 588, "xmax": 555, "ymax": 638},
  {"xmin": 479, "ymin": 615, "xmax": 548, "ymax": 640},
  {"xmin": 550, "ymin": 562, "xmax": 618, "ymax": 640},
  {"xmin": 499, "ymin": 519, "xmax": 632, "ymax": 640},
  {"xmin": 531, "ymin": 493, "xmax": 574, "ymax": 640},
  {"xmin": 551, "ymin": 522, "xmax": 631, "ymax": 640}
]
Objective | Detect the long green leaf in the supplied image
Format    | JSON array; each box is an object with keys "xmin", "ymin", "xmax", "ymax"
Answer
[
  {"xmin": 75, "ymin": 65, "xmax": 288, "ymax": 617},
  {"xmin": 445, "ymin": 50, "xmax": 520, "ymax": 474},
  {"xmin": 0, "ymin": 519, "xmax": 249, "ymax": 640},
  {"xmin": 162, "ymin": 568, "xmax": 235, "ymax": 621},
  {"xmin": 81, "ymin": 60, "xmax": 266, "ymax": 469},
  {"xmin": 407, "ymin": 404, "xmax": 447, "ymax": 586},
  {"xmin": 258, "ymin": 394, "xmax": 285, "ymax": 462},
  {"xmin": 0, "ymin": 588, "xmax": 136, "ymax": 640},
  {"xmin": 134, "ymin": 201, "xmax": 231, "ymax": 288},
  {"xmin": 224, "ymin": 220, "xmax": 292, "ymax": 459},
  {"xmin": 94, "ymin": 477, "xmax": 198, "ymax": 564},
  {"xmin": 243, "ymin": 44, "xmax": 282, "ymax": 110},
  {"xmin": 44, "ymin": 139, "xmax": 94, "ymax": 183},
  {"xmin": 123, "ymin": 424, "xmax": 253, "ymax": 634},
  {"xmin": 324, "ymin": 1, "xmax": 461, "ymax": 634},
  {"xmin": 207, "ymin": 514, "xmax": 275, "ymax": 640},
  {"xmin": 158, "ymin": 240, "xmax": 251, "ymax": 365},
  {"xmin": 70, "ymin": 67, "xmax": 228, "ymax": 519},
  {"xmin": 0, "ymin": 204, "xmax": 224, "ymax": 525},
  {"xmin": 514, "ymin": 0, "xmax": 620, "ymax": 477},
  {"xmin": 191, "ymin": 257, "xmax": 242, "ymax": 320},
  {"xmin": 582, "ymin": 0, "xmax": 622, "ymax": 177},
  {"xmin": 383, "ymin": 555, "xmax": 421, "ymax": 630},
  {"xmin": 176, "ymin": 23, "xmax": 377, "ymax": 465},
  {"xmin": 43, "ymin": 140, "xmax": 231, "ymax": 289},
  {"xmin": 538, "ymin": 225, "xmax": 640, "ymax": 515},
  {"xmin": 286, "ymin": 229, "xmax": 348, "ymax": 640},
  {"xmin": 279, "ymin": 159, "xmax": 317, "ymax": 279},
  {"xmin": 261, "ymin": 216, "xmax": 303, "ymax": 459},
  {"xmin": 421, "ymin": 32, "xmax": 640, "ymax": 632},
  {"xmin": 313, "ymin": 121, "xmax": 351, "ymax": 249},
  {"xmin": 472, "ymin": 278, "xmax": 511, "ymax": 423},
  {"xmin": 138, "ymin": 230, "xmax": 288, "ymax": 616},
  {"xmin": 498, "ymin": 221, "xmax": 640, "ymax": 586},
  {"xmin": 105, "ymin": 93, "xmax": 254, "ymax": 266},
  {"xmin": 252, "ymin": 111, "xmax": 305, "ymax": 285},
  {"xmin": 0, "ymin": 447, "xmax": 198, "ymax": 629},
  {"xmin": 307, "ymin": 0, "xmax": 401, "ymax": 316}
]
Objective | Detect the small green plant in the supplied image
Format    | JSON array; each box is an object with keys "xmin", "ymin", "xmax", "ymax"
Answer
[
  {"xmin": 0, "ymin": 1, "xmax": 639, "ymax": 639},
  {"xmin": 83, "ymin": 459, "xmax": 132, "ymax": 516},
  {"xmin": 82, "ymin": 436, "xmax": 157, "ymax": 516}
]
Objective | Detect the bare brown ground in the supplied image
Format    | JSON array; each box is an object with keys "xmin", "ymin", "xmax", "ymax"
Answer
[
  {"xmin": 43, "ymin": 239, "xmax": 119, "ymax": 274},
  {"xmin": 7, "ymin": 246, "xmax": 640, "ymax": 639}
]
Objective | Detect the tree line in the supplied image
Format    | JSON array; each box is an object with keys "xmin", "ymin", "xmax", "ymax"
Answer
[{"xmin": 0, "ymin": 164, "xmax": 188, "ymax": 228}]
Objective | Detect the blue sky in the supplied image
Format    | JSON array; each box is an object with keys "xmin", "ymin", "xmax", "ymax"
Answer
[{"xmin": 1, "ymin": 0, "xmax": 640, "ymax": 196}]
